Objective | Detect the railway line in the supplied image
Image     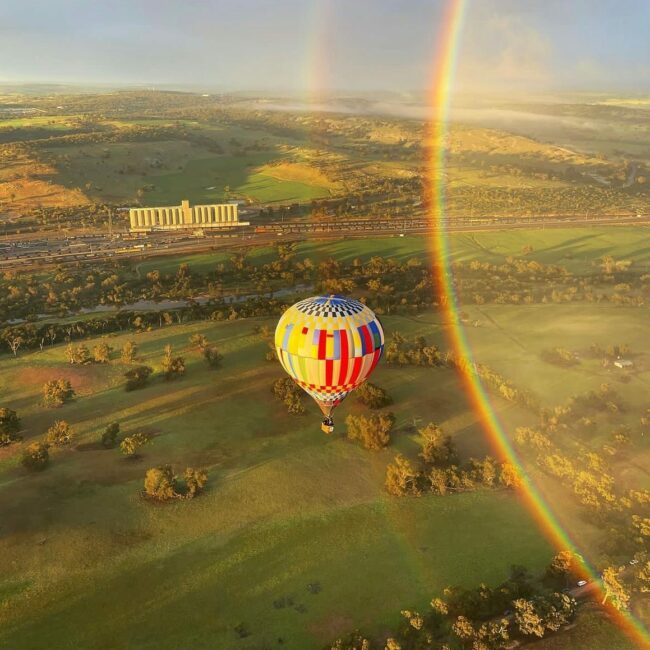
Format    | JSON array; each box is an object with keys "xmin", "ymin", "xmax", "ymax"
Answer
[{"xmin": 1, "ymin": 213, "xmax": 649, "ymax": 271}]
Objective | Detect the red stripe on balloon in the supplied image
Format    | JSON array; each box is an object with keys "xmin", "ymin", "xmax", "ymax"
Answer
[
  {"xmin": 349, "ymin": 356, "xmax": 362, "ymax": 385},
  {"xmin": 339, "ymin": 330, "xmax": 349, "ymax": 383},
  {"xmin": 359, "ymin": 325, "xmax": 372, "ymax": 355},
  {"xmin": 318, "ymin": 330, "xmax": 327, "ymax": 360}
]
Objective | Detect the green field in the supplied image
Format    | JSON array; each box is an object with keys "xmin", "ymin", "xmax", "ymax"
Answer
[
  {"xmin": 0, "ymin": 115, "xmax": 81, "ymax": 130},
  {"xmin": 135, "ymin": 225, "xmax": 650, "ymax": 278},
  {"xmin": 41, "ymin": 142, "xmax": 332, "ymax": 206},
  {"xmin": 146, "ymin": 154, "xmax": 331, "ymax": 205},
  {"xmin": 0, "ymin": 316, "xmax": 554, "ymax": 649},
  {"xmin": 3, "ymin": 226, "xmax": 650, "ymax": 647}
]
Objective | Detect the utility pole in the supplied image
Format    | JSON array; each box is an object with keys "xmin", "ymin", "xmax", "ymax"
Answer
[{"xmin": 108, "ymin": 209, "xmax": 113, "ymax": 237}]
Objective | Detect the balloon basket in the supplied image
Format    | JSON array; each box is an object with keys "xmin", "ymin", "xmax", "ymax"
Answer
[{"xmin": 321, "ymin": 418, "xmax": 335, "ymax": 435}]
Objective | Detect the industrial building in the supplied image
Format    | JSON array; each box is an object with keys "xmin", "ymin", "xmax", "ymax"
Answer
[{"xmin": 129, "ymin": 199, "xmax": 249, "ymax": 232}]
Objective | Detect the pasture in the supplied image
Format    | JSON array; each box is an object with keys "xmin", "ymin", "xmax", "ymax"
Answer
[
  {"xmin": 135, "ymin": 225, "xmax": 650, "ymax": 278},
  {"xmin": 0, "ymin": 316, "xmax": 553, "ymax": 649},
  {"xmin": 40, "ymin": 142, "xmax": 332, "ymax": 206}
]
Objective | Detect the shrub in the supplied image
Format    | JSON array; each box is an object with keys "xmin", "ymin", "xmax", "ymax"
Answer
[
  {"xmin": 203, "ymin": 345, "xmax": 223, "ymax": 369},
  {"xmin": 541, "ymin": 347, "xmax": 579, "ymax": 367},
  {"xmin": 346, "ymin": 412, "xmax": 395, "ymax": 450},
  {"xmin": 418, "ymin": 423, "xmax": 456, "ymax": 466},
  {"xmin": 46, "ymin": 420, "xmax": 74, "ymax": 446},
  {"xmin": 124, "ymin": 366, "xmax": 153, "ymax": 391},
  {"xmin": 161, "ymin": 344, "xmax": 185, "ymax": 380},
  {"xmin": 22, "ymin": 442, "xmax": 49, "ymax": 471},
  {"xmin": 93, "ymin": 342, "xmax": 112, "ymax": 363},
  {"xmin": 272, "ymin": 377, "xmax": 305, "ymax": 414},
  {"xmin": 385, "ymin": 454, "xmax": 421, "ymax": 496},
  {"xmin": 189, "ymin": 333, "xmax": 209, "ymax": 350},
  {"xmin": 66, "ymin": 343, "xmax": 91, "ymax": 365},
  {"xmin": 184, "ymin": 467, "xmax": 208, "ymax": 498},
  {"xmin": 355, "ymin": 382, "xmax": 392, "ymax": 409},
  {"xmin": 101, "ymin": 422, "xmax": 120, "ymax": 448},
  {"xmin": 120, "ymin": 340, "xmax": 138, "ymax": 363},
  {"xmin": 42, "ymin": 378, "xmax": 75, "ymax": 407},
  {"xmin": 0, "ymin": 407, "xmax": 21, "ymax": 446},
  {"xmin": 144, "ymin": 465, "xmax": 177, "ymax": 500},
  {"xmin": 120, "ymin": 431, "xmax": 151, "ymax": 457}
]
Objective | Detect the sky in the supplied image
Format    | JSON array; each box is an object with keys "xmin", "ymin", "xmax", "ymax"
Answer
[{"xmin": 0, "ymin": 0, "xmax": 649, "ymax": 94}]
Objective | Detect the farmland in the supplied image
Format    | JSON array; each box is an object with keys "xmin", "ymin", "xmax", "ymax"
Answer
[
  {"xmin": 0, "ymin": 317, "xmax": 552, "ymax": 649},
  {"xmin": 1, "ymin": 90, "xmax": 650, "ymax": 227},
  {"xmin": 1, "ymin": 224, "xmax": 649, "ymax": 647},
  {"xmin": 0, "ymin": 86, "xmax": 649, "ymax": 648}
]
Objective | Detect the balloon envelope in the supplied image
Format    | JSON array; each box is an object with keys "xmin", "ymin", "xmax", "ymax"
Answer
[{"xmin": 275, "ymin": 295, "xmax": 384, "ymax": 417}]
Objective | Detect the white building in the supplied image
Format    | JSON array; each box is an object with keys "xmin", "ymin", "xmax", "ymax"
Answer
[{"xmin": 129, "ymin": 199, "xmax": 249, "ymax": 232}]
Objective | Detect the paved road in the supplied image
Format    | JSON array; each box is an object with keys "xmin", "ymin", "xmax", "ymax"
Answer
[{"xmin": 1, "ymin": 214, "xmax": 649, "ymax": 271}]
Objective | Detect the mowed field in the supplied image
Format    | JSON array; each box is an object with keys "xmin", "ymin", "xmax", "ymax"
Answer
[
  {"xmin": 1, "ymin": 112, "xmax": 337, "ymax": 210},
  {"xmin": 41, "ymin": 143, "xmax": 333, "ymax": 206},
  {"xmin": 135, "ymin": 225, "xmax": 650, "ymax": 278},
  {"xmin": 0, "ymin": 316, "xmax": 555, "ymax": 650}
]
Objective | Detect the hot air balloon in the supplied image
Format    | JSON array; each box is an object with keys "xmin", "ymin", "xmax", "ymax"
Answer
[{"xmin": 274, "ymin": 295, "xmax": 384, "ymax": 433}]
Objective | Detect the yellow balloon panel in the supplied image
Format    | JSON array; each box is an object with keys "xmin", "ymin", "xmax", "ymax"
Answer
[{"xmin": 275, "ymin": 295, "xmax": 384, "ymax": 408}]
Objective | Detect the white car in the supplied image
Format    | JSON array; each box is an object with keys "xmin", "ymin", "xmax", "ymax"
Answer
[{"xmin": 577, "ymin": 580, "xmax": 588, "ymax": 587}]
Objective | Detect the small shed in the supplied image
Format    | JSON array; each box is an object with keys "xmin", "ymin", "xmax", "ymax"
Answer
[{"xmin": 614, "ymin": 359, "xmax": 633, "ymax": 369}]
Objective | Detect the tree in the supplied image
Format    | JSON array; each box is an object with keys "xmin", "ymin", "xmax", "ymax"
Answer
[
  {"xmin": 601, "ymin": 566, "xmax": 630, "ymax": 611},
  {"xmin": 419, "ymin": 423, "xmax": 456, "ymax": 466},
  {"xmin": 469, "ymin": 456, "xmax": 498, "ymax": 487},
  {"xmin": 7, "ymin": 335, "xmax": 23, "ymax": 357},
  {"xmin": 203, "ymin": 345, "xmax": 223, "ymax": 369},
  {"xmin": 121, "ymin": 340, "xmax": 138, "ymax": 363},
  {"xmin": 329, "ymin": 631, "xmax": 371, "ymax": 650},
  {"xmin": 22, "ymin": 442, "xmax": 49, "ymax": 471},
  {"xmin": 93, "ymin": 342, "xmax": 112, "ymax": 363},
  {"xmin": 513, "ymin": 598, "xmax": 545, "ymax": 638},
  {"xmin": 46, "ymin": 420, "xmax": 74, "ymax": 446},
  {"xmin": 184, "ymin": 467, "xmax": 208, "ymax": 498},
  {"xmin": 66, "ymin": 343, "xmax": 90, "ymax": 365},
  {"xmin": 346, "ymin": 412, "xmax": 395, "ymax": 450},
  {"xmin": 161, "ymin": 344, "xmax": 185, "ymax": 380},
  {"xmin": 259, "ymin": 325, "xmax": 277, "ymax": 362},
  {"xmin": 499, "ymin": 462, "xmax": 522, "ymax": 489},
  {"xmin": 144, "ymin": 465, "xmax": 177, "ymax": 500},
  {"xmin": 189, "ymin": 333, "xmax": 208, "ymax": 350},
  {"xmin": 545, "ymin": 550, "xmax": 578, "ymax": 586},
  {"xmin": 124, "ymin": 365, "xmax": 153, "ymax": 391},
  {"xmin": 355, "ymin": 382, "xmax": 392, "ymax": 409},
  {"xmin": 634, "ymin": 560, "xmax": 650, "ymax": 594},
  {"xmin": 451, "ymin": 616, "xmax": 475, "ymax": 642},
  {"xmin": 0, "ymin": 407, "xmax": 21, "ymax": 446},
  {"xmin": 385, "ymin": 454, "xmax": 421, "ymax": 496},
  {"xmin": 101, "ymin": 421, "xmax": 120, "ymax": 448},
  {"xmin": 513, "ymin": 594, "xmax": 575, "ymax": 638},
  {"xmin": 272, "ymin": 377, "xmax": 305, "ymax": 414},
  {"xmin": 120, "ymin": 432, "xmax": 151, "ymax": 458},
  {"xmin": 42, "ymin": 378, "xmax": 75, "ymax": 407},
  {"xmin": 428, "ymin": 467, "xmax": 452, "ymax": 495}
]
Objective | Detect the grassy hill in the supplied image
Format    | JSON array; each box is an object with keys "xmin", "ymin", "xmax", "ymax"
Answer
[{"xmin": 0, "ymin": 316, "xmax": 553, "ymax": 649}]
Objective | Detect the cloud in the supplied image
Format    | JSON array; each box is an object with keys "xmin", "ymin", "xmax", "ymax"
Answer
[{"xmin": 456, "ymin": 13, "xmax": 553, "ymax": 92}]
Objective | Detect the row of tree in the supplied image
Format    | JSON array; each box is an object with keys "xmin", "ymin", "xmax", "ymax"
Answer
[
  {"xmin": 385, "ymin": 423, "xmax": 520, "ymax": 497},
  {"xmin": 330, "ymin": 555, "xmax": 583, "ymax": 649}
]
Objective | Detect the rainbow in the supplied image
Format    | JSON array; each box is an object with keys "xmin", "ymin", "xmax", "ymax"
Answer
[{"xmin": 426, "ymin": 0, "xmax": 649, "ymax": 646}]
